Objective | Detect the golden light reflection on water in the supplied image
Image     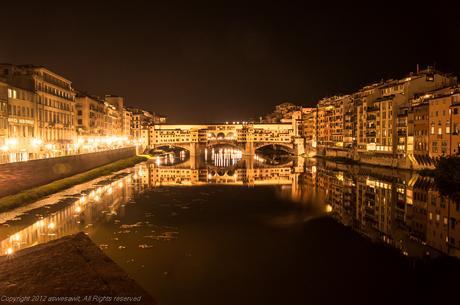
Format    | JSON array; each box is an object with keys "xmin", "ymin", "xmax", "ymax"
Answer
[
  {"xmin": 2, "ymin": 151, "xmax": 458, "ymax": 260},
  {"xmin": 0, "ymin": 172, "xmax": 135, "ymax": 256},
  {"xmin": 0, "ymin": 157, "xmax": 305, "ymax": 257}
]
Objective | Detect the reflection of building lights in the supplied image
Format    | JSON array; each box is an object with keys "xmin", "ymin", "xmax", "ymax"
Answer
[
  {"xmin": 48, "ymin": 222, "xmax": 56, "ymax": 229},
  {"xmin": 107, "ymin": 187, "xmax": 113, "ymax": 195},
  {"xmin": 75, "ymin": 206, "xmax": 82, "ymax": 213},
  {"xmin": 207, "ymin": 173, "xmax": 212, "ymax": 179},
  {"xmin": 336, "ymin": 173, "xmax": 344, "ymax": 182},
  {"xmin": 0, "ymin": 145, "xmax": 8, "ymax": 152},
  {"xmin": 35, "ymin": 219, "xmax": 45, "ymax": 227},
  {"xmin": 5, "ymin": 247, "xmax": 14, "ymax": 255},
  {"xmin": 325, "ymin": 205, "xmax": 333, "ymax": 213}
]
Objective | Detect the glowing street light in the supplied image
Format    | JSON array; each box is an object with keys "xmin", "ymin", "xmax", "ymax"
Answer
[
  {"xmin": 6, "ymin": 138, "xmax": 18, "ymax": 147},
  {"xmin": 31, "ymin": 138, "xmax": 43, "ymax": 146},
  {"xmin": 45, "ymin": 143, "xmax": 54, "ymax": 150}
]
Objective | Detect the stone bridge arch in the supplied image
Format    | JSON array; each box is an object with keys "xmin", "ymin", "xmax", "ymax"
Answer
[
  {"xmin": 207, "ymin": 129, "xmax": 238, "ymax": 140},
  {"xmin": 152, "ymin": 143, "xmax": 192, "ymax": 152},
  {"xmin": 207, "ymin": 168, "xmax": 238, "ymax": 178},
  {"xmin": 205, "ymin": 141, "xmax": 246, "ymax": 153},
  {"xmin": 254, "ymin": 143, "xmax": 295, "ymax": 154}
]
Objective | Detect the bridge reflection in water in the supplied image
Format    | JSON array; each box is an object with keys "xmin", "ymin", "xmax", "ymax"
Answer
[{"xmin": 1, "ymin": 152, "xmax": 460, "ymax": 261}]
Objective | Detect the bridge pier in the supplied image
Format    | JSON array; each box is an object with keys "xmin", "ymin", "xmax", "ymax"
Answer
[
  {"xmin": 294, "ymin": 137, "xmax": 305, "ymax": 156},
  {"xmin": 243, "ymin": 155, "xmax": 254, "ymax": 186},
  {"xmin": 244, "ymin": 141, "xmax": 255, "ymax": 155},
  {"xmin": 189, "ymin": 142, "xmax": 198, "ymax": 157}
]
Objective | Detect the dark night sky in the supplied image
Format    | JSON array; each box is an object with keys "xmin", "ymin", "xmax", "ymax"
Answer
[{"xmin": 1, "ymin": 1, "xmax": 459, "ymax": 123}]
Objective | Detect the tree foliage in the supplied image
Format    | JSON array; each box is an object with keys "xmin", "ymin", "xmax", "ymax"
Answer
[{"xmin": 434, "ymin": 156, "xmax": 460, "ymax": 199}]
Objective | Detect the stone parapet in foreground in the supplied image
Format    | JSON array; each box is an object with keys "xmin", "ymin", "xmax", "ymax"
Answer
[{"xmin": 0, "ymin": 232, "xmax": 155, "ymax": 305}]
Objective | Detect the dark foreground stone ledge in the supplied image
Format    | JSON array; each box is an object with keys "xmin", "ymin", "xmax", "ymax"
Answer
[{"xmin": 0, "ymin": 232, "xmax": 156, "ymax": 305}]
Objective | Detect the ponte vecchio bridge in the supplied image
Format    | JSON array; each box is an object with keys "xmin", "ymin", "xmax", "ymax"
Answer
[{"xmin": 148, "ymin": 123, "xmax": 305, "ymax": 155}]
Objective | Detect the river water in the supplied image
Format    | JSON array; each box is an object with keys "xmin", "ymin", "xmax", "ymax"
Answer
[{"xmin": 0, "ymin": 148, "xmax": 459, "ymax": 305}]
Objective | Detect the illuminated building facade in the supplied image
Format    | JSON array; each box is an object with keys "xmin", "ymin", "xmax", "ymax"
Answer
[
  {"xmin": 0, "ymin": 64, "xmax": 77, "ymax": 158},
  {"xmin": 296, "ymin": 67, "xmax": 458, "ymax": 169},
  {"xmin": 76, "ymin": 93, "xmax": 106, "ymax": 137},
  {"xmin": 0, "ymin": 81, "xmax": 9, "ymax": 163},
  {"xmin": 427, "ymin": 89, "xmax": 460, "ymax": 159},
  {"xmin": 5, "ymin": 85, "xmax": 39, "ymax": 162},
  {"xmin": 127, "ymin": 107, "xmax": 155, "ymax": 141},
  {"xmin": 0, "ymin": 64, "xmax": 155, "ymax": 163},
  {"xmin": 299, "ymin": 107, "xmax": 317, "ymax": 155}
]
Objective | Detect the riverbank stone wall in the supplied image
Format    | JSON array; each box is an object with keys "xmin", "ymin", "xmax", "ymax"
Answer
[{"xmin": 0, "ymin": 147, "xmax": 136, "ymax": 198}]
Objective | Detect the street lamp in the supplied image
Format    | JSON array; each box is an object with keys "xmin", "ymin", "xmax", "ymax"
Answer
[
  {"xmin": 6, "ymin": 138, "xmax": 18, "ymax": 147},
  {"xmin": 31, "ymin": 138, "xmax": 43, "ymax": 146}
]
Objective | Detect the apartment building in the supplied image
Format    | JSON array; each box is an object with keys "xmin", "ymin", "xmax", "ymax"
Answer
[
  {"xmin": 127, "ymin": 107, "xmax": 155, "ymax": 140},
  {"xmin": 316, "ymin": 97, "xmax": 337, "ymax": 150},
  {"xmin": 364, "ymin": 69, "xmax": 455, "ymax": 157},
  {"xmin": 301, "ymin": 67, "xmax": 458, "ymax": 168},
  {"xmin": 104, "ymin": 95, "xmax": 124, "ymax": 136},
  {"xmin": 75, "ymin": 93, "xmax": 106, "ymax": 137},
  {"xmin": 0, "ymin": 81, "xmax": 9, "ymax": 163},
  {"xmin": 5, "ymin": 85, "xmax": 39, "ymax": 161},
  {"xmin": 427, "ymin": 89, "xmax": 460, "ymax": 159},
  {"xmin": 354, "ymin": 83, "xmax": 383, "ymax": 152},
  {"xmin": 0, "ymin": 64, "xmax": 77, "ymax": 156},
  {"xmin": 316, "ymin": 95, "xmax": 353, "ymax": 154},
  {"xmin": 300, "ymin": 107, "xmax": 317, "ymax": 154},
  {"xmin": 122, "ymin": 109, "xmax": 133, "ymax": 138}
]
